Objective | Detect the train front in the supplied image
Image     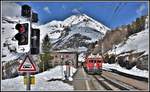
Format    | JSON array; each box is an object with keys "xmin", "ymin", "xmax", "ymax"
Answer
[{"xmin": 84, "ymin": 54, "xmax": 103, "ymax": 75}]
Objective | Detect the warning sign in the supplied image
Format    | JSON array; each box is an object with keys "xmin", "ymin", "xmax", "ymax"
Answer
[{"xmin": 18, "ymin": 55, "xmax": 36, "ymax": 72}]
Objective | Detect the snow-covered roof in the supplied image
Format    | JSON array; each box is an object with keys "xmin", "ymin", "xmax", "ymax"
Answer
[
  {"xmin": 54, "ymin": 49, "xmax": 77, "ymax": 53},
  {"xmin": 88, "ymin": 53, "xmax": 102, "ymax": 58}
]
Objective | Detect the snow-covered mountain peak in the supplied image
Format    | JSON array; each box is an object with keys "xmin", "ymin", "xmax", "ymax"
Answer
[
  {"xmin": 40, "ymin": 14, "xmax": 111, "ymax": 50},
  {"xmin": 63, "ymin": 14, "xmax": 110, "ymax": 34},
  {"xmin": 41, "ymin": 14, "xmax": 110, "ymax": 35}
]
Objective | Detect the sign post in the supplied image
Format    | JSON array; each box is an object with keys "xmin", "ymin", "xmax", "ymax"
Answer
[
  {"xmin": 18, "ymin": 54, "xmax": 37, "ymax": 90},
  {"xmin": 26, "ymin": 72, "xmax": 31, "ymax": 90},
  {"xmin": 24, "ymin": 75, "xmax": 35, "ymax": 85}
]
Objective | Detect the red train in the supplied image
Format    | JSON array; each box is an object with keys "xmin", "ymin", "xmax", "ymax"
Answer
[{"xmin": 83, "ymin": 54, "xmax": 103, "ymax": 75}]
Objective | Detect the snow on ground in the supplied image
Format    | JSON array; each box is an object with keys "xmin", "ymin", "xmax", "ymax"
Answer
[
  {"xmin": 108, "ymin": 29, "xmax": 149, "ymax": 55},
  {"xmin": 2, "ymin": 53, "xmax": 22, "ymax": 62},
  {"xmin": 102, "ymin": 63, "xmax": 148, "ymax": 78},
  {"xmin": 38, "ymin": 65, "xmax": 77, "ymax": 81},
  {"xmin": 1, "ymin": 22, "xmax": 23, "ymax": 62},
  {"xmin": 1, "ymin": 65, "xmax": 77, "ymax": 91},
  {"xmin": 77, "ymin": 47, "xmax": 88, "ymax": 52},
  {"xmin": 78, "ymin": 53, "xmax": 85, "ymax": 62}
]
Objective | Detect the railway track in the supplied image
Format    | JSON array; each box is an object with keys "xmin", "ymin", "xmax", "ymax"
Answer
[
  {"xmin": 93, "ymin": 75, "xmax": 138, "ymax": 91},
  {"xmin": 102, "ymin": 71, "xmax": 148, "ymax": 90},
  {"xmin": 73, "ymin": 67, "xmax": 148, "ymax": 91}
]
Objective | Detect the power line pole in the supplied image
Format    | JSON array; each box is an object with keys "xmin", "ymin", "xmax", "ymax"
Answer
[{"xmin": 101, "ymin": 40, "xmax": 104, "ymax": 56}]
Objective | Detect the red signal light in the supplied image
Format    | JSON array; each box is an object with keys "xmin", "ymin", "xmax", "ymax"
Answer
[
  {"xmin": 15, "ymin": 24, "xmax": 25, "ymax": 33},
  {"xmin": 14, "ymin": 23, "xmax": 29, "ymax": 45}
]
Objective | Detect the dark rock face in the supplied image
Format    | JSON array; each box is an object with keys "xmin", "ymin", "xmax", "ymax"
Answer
[
  {"xmin": 2, "ymin": 61, "xmax": 20, "ymax": 79},
  {"xmin": 60, "ymin": 33, "xmax": 91, "ymax": 49},
  {"xmin": 136, "ymin": 55, "xmax": 148, "ymax": 70},
  {"xmin": 2, "ymin": 55, "xmax": 41, "ymax": 79},
  {"xmin": 103, "ymin": 51, "xmax": 148, "ymax": 70},
  {"xmin": 103, "ymin": 54, "xmax": 116, "ymax": 64}
]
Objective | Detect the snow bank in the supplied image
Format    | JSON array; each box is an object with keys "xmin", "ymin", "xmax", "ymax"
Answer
[
  {"xmin": 109, "ymin": 29, "xmax": 149, "ymax": 55},
  {"xmin": 103, "ymin": 63, "xmax": 148, "ymax": 78},
  {"xmin": 1, "ymin": 65, "xmax": 77, "ymax": 91},
  {"xmin": 39, "ymin": 65, "xmax": 77, "ymax": 81},
  {"xmin": 78, "ymin": 53, "xmax": 85, "ymax": 62}
]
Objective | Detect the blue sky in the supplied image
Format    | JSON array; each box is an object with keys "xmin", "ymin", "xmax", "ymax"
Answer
[{"xmin": 17, "ymin": 2, "xmax": 148, "ymax": 29}]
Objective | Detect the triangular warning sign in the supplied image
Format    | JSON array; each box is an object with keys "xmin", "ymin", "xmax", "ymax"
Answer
[{"xmin": 18, "ymin": 55, "xmax": 36, "ymax": 72}]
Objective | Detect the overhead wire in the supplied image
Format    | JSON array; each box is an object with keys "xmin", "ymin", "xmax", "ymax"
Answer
[
  {"xmin": 114, "ymin": 3, "xmax": 127, "ymax": 18},
  {"xmin": 109, "ymin": 2, "xmax": 122, "ymax": 21}
]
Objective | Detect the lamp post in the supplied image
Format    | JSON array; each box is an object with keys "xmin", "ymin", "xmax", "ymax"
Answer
[
  {"xmin": 65, "ymin": 61, "xmax": 70, "ymax": 80},
  {"xmin": 101, "ymin": 42, "xmax": 103, "ymax": 56},
  {"xmin": 60, "ymin": 55, "xmax": 64, "ymax": 79},
  {"xmin": 114, "ymin": 45, "xmax": 117, "ymax": 55}
]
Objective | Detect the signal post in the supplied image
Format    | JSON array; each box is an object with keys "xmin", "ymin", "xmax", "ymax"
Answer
[{"xmin": 14, "ymin": 4, "xmax": 39, "ymax": 91}]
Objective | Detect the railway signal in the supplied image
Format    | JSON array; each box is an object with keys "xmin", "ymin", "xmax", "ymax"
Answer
[
  {"xmin": 32, "ymin": 12, "xmax": 38, "ymax": 23},
  {"xmin": 31, "ymin": 28, "xmax": 40, "ymax": 54},
  {"xmin": 14, "ymin": 22, "xmax": 30, "ymax": 53},
  {"xmin": 22, "ymin": 5, "xmax": 31, "ymax": 18}
]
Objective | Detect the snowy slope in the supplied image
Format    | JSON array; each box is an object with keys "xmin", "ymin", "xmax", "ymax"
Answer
[
  {"xmin": 1, "ymin": 66, "xmax": 76, "ymax": 91},
  {"xmin": 105, "ymin": 17, "xmax": 149, "ymax": 77},
  {"xmin": 63, "ymin": 14, "xmax": 110, "ymax": 34},
  {"xmin": 1, "ymin": 17, "xmax": 26, "ymax": 63},
  {"xmin": 40, "ymin": 14, "xmax": 110, "ymax": 40},
  {"xmin": 40, "ymin": 14, "xmax": 110, "ymax": 50},
  {"xmin": 1, "ymin": 2, "xmax": 22, "ymax": 62},
  {"xmin": 103, "ymin": 63, "xmax": 148, "ymax": 78},
  {"xmin": 1, "ymin": 17, "xmax": 30, "ymax": 63},
  {"xmin": 108, "ymin": 28, "xmax": 149, "ymax": 55}
]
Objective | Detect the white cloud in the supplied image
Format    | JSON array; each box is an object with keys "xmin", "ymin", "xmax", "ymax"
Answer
[
  {"xmin": 43, "ymin": 6, "xmax": 51, "ymax": 14},
  {"xmin": 136, "ymin": 4, "xmax": 146, "ymax": 16},
  {"xmin": 72, "ymin": 8, "xmax": 82, "ymax": 14},
  {"xmin": 32, "ymin": 9, "xmax": 38, "ymax": 14},
  {"xmin": 2, "ymin": 2, "xmax": 21, "ymax": 17},
  {"xmin": 62, "ymin": 5, "xmax": 67, "ymax": 10}
]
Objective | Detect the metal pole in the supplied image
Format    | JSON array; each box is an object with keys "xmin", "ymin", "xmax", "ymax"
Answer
[
  {"xmin": 43, "ymin": 61, "xmax": 44, "ymax": 72},
  {"xmin": 68, "ymin": 64, "xmax": 70, "ymax": 77},
  {"xmin": 61, "ymin": 58, "xmax": 63, "ymax": 79},
  {"xmin": 26, "ymin": 8, "xmax": 32, "ymax": 91},
  {"xmin": 42, "ymin": 55, "xmax": 44, "ymax": 72},
  {"xmin": 26, "ymin": 72, "xmax": 31, "ymax": 90},
  {"xmin": 66, "ymin": 64, "xmax": 68, "ymax": 79}
]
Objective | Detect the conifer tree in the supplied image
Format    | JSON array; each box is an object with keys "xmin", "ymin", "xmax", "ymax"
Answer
[{"xmin": 39, "ymin": 34, "xmax": 53, "ymax": 72}]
